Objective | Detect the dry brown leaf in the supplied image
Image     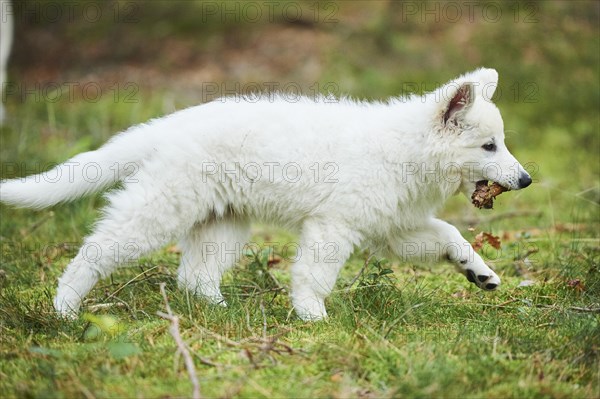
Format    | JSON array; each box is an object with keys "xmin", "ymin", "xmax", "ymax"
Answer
[
  {"xmin": 473, "ymin": 231, "xmax": 502, "ymax": 252},
  {"xmin": 473, "ymin": 232, "xmax": 485, "ymax": 251},
  {"xmin": 483, "ymin": 232, "xmax": 502, "ymax": 249},
  {"xmin": 567, "ymin": 279, "xmax": 585, "ymax": 293}
]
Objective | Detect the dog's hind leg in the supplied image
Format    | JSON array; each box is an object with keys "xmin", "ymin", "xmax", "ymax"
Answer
[
  {"xmin": 177, "ymin": 217, "xmax": 250, "ymax": 306},
  {"xmin": 390, "ymin": 218, "xmax": 501, "ymax": 290},
  {"xmin": 53, "ymin": 186, "xmax": 200, "ymax": 317}
]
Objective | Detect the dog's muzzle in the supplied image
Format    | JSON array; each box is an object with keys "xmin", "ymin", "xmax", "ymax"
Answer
[{"xmin": 518, "ymin": 172, "xmax": 532, "ymax": 189}]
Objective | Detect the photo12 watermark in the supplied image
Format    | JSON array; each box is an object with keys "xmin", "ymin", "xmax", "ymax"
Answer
[
  {"xmin": 201, "ymin": 161, "xmax": 339, "ymax": 184},
  {"xmin": 1, "ymin": 238, "xmax": 538, "ymax": 267},
  {"xmin": 5, "ymin": 1, "xmax": 141, "ymax": 24},
  {"xmin": 2, "ymin": 82, "xmax": 139, "ymax": 104},
  {"xmin": 201, "ymin": 81, "xmax": 341, "ymax": 103},
  {"xmin": 1, "ymin": 161, "xmax": 141, "ymax": 184},
  {"xmin": 399, "ymin": 1, "xmax": 539, "ymax": 24},
  {"xmin": 199, "ymin": 1, "xmax": 339, "ymax": 24}
]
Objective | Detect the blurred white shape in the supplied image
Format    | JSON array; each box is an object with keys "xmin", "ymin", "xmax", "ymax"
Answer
[
  {"xmin": 0, "ymin": 0, "xmax": 13, "ymax": 123},
  {"xmin": 518, "ymin": 280, "xmax": 535, "ymax": 287}
]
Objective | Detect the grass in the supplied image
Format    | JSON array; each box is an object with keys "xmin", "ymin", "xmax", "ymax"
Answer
[{"xmin": 1, "ymin": 1, "xmax": 599, "ymax": 398}]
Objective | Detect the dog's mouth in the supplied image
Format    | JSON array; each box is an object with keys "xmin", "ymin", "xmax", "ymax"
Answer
[{"xmin": 471, "ymin": 180, "xmax": 509, "ymax": 209}]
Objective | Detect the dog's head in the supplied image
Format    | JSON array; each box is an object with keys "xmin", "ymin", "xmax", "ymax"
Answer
[{"xmin": 430, "ymin": 68, "xmax": 532, "ymax": 196}]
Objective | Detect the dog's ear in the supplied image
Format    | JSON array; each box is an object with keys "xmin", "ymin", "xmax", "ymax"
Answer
[
  {"xmin": 442, "ymin": 82, "xmax": 475, "ymax": 125},
  {"xmin": 477, "ymin": 68, "xmax": 498, "ymax": 101}
]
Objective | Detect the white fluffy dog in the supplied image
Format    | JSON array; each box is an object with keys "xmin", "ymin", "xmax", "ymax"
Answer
[{"xmin": 0, "ymin": 68, "xmax": 532, "ymax": 320}]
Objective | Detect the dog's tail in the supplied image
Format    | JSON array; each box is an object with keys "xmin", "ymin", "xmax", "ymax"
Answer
[{"xmin": 0, "ymin": 126, "xmax": 152, "ymax": 209}]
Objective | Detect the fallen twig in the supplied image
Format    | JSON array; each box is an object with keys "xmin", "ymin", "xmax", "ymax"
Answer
[
  {"xmin": 222, "ymin": 286, "xmax": 285, "ymax": 297},
  {"xmin": 536, "ymin": 304, "xmax": 600, "ymax": 313},
  {"xmin": 514, "ymin": 248, "xmax": 539, "ymax": 261},
  {"xmin": 157, "ymin": 283, "xmax": 201, "ymax": 399},
  {"xmin": 440, "ymin": 300, "xmax": 600, "ymax": 314},
  {"xmin": 192, "ymin": 352, "xmax": 220, "ymax": 368},
  {"xmin": 103, "ymin": 265, "xmax": 161, "ymax": 302}
]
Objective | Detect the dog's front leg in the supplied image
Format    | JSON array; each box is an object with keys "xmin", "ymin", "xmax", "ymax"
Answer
[
  {"xmin": 390, "ymin": 218, "xmax": 501, "ymax": 290},
  {"xmin": 290, "ymin": 220, "xmax": 355, "ymax": 321}
]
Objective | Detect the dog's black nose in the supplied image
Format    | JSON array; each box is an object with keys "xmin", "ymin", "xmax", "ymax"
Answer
[{"xmin": 518, "ymin": 173, "xmax": 532, "ymax": 189}]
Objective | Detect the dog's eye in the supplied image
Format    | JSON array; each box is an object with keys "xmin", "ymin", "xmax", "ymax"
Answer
[{"xmin": 482, "ymin": 143, "xmax": 497, "ymax": 152}]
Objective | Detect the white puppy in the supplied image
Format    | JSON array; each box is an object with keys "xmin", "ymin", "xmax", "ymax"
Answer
[{"xmin": 0, "ymin": 68, "xmax": 532, "ymax": 320}]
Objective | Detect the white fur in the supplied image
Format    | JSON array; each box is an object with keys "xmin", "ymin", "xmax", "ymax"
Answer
[
  {"xmin": 0, "ymin": 68, "xmax": 531, "ymax": 320},
  {"xmin": 0, "ymin": 0, "xmax": 13, "ymax": 123}
]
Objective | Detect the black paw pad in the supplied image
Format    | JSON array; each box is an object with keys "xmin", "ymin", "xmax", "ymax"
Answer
[
  {"xmin": 466, "ymin": 269, "xmax": 476, "ymax": 283},
  {"xmin": 485, "ymin": 283, "xmax": 498, "ymax": 290},
  {"xmin": 477, "ymin": 275, "xmax": 489, "ymax": 283}
]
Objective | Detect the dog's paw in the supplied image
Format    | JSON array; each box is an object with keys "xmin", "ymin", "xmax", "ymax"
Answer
[
  {"xmin": 465, "ymin": 268, "xmax": 501, "ymax": 290},
  {"xmin": 292, "ymin": 295, "xmax": 328, "ymax": 321},
  {"xmin": 53, "ymin": 295, "xmax": 81, "ymax": 319}
]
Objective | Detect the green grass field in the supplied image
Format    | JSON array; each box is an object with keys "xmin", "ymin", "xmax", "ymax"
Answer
[{"xmin": 0, "ymin": 1, "xmax": 598, "ymax": 398}]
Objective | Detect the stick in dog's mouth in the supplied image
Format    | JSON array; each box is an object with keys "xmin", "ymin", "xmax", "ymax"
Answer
[{"xmin": 471, "ymin": 180, "xmax": 509, "ymax": 209}]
